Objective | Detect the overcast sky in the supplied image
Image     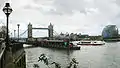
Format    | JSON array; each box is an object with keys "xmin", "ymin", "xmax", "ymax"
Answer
[{"xmin": 0, "ymin": 0, "xmax": 120, "ymax": 37}]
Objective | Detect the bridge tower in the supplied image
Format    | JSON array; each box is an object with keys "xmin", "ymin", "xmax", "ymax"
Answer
[
  {"xmin": 28, "ymin": 23, "xmax": 32, "ymax": 41},
  {"xmin": 48, "ymin": 23, "xmax": 53, "ymax": 39}
]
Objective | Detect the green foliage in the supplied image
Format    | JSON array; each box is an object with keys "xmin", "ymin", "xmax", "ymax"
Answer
[
  {"xmin": 33, "ymin": 64, "xmax": 39, "ymax": 68},
  {"xmin": 38, "ymin": 54, "xmax": 49, "ymax": 65},
  {"xmin": 51, "ymin": 62, "xmax": 61, "ymax": 68},
  {"xmin": 34, "ymin": 53, "xmax": 79, "ymax": 68},
  {"xmin": 67, "ymin": 58, "xmax": 79, "ymax": 68}
]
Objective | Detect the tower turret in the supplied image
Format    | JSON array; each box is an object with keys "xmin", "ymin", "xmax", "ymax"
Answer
[
  {"xmin": 28, "ymin": 23, "xmax": 32, "ymax": 41},
  {"xmin": 48, "ymin": 23, "xmax": 53, "ymax": 39}
]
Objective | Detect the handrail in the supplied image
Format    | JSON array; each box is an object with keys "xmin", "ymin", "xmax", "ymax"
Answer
[
  {"xmin": 11, "ymin": 43, "xmax": 24, "ymax": 53},
  {"xmin": 0, "ymin": 43, "xmax": 6, "ymax": 60}
]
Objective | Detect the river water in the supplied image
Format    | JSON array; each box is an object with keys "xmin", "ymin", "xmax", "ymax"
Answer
[{"xmin": 24, "ymin": 42, "xmax": 120, "ymax": 68}]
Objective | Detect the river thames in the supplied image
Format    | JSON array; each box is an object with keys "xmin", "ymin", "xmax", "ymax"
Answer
[{"xmin": 24, "ymin": 42, "xmax": 120, "ymax": 68}]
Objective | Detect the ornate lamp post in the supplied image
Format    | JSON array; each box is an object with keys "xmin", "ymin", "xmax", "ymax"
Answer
[
  {"xmin": 3, "ymin": 3, "xmax": 13, "ymax": 46},
  {"xmin": 17, "ymin": 24, "xmax": 20, "ymax": 42},
  {"xmin": 10, "ymin": 33, "xmax": 12, "ymax": 38},
  {"xmin": 14, "ymin": 30, "xmax": 16, "ymax": 38}
]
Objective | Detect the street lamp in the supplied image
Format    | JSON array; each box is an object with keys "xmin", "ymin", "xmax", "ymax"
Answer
[
  {"xmin": 17, "ymin": 24, "xmax": 20, "ymax": 42},
  {"xmin": 3, "ymin": 3, "xmax": 13, "ymax": 46},
  {"xmin": 11, "ymin": 33, "xmax": 12, "ymax": 38},
  {"xmin": 14, "ymin": 30, "xmax": 16, "ymax": 38}
]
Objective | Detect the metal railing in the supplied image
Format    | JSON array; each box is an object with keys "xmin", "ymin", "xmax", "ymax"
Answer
[{"xmin": 11, "ymin": 43, "xmax": 24, "ymax": 53}]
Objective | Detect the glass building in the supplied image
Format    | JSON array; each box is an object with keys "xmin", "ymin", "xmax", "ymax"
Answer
[{"xmin": 102, "ymin": 25, "xmax": 119, "ymax": 38}]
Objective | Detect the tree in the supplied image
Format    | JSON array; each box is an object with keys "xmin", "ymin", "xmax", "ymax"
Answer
[
  {"xmin": 67, "ymin": 58, "xmax": 79, "ymax": 68},
  {"xmin": 34, "ymin": 53, "xmax": 79, "ymax": 68}
]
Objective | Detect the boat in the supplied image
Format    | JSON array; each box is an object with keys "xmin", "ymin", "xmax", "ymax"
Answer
[
  {"xmin": 69, "ymin": 42, "xmax": 81, "ymax": 50},
  {"xmin": 77, "ymin": 40, "xmax": 105, "ymax": 45},
  {"xmin": 35, "ymin": 40, "xmax": 81, "ymax": 50}
]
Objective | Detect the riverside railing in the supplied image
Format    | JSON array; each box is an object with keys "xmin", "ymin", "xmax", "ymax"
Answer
[
  {"xmin": 0, "ymin": 40, "xmax": 6, "ymax": 68},
  {"xmin": 11, "ymin": 43, "xmax": 23, "ymax": 53}
]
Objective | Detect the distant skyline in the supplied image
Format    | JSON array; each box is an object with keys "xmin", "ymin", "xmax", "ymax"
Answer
[{"xmin": 0, "ymin": 0, "xmax": 120, "ymax": 37}]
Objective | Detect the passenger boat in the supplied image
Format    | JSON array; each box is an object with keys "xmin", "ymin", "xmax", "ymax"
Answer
[
  {"xmin": 69, "ymin": 42, "xmax": 81, "ymax": 50},
  {"xmin": 77, "ymin": 40, "xmax": 105, "ymax": 45}
]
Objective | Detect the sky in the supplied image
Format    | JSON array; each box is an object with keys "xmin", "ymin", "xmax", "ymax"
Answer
[{"xmin": 0, "ymin": 0, "xmax": 120, "ymax": 37}]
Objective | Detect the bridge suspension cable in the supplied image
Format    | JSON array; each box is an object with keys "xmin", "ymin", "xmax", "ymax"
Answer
[
  {"xmin": 19, "ymin": 29, "xmax": 59, "ymax": 38},
  {"xmin": 19, "ymin": 29, "xmax": 28, "ymax": 37},
  {"xmin": 53, "ymin": 30, "xmax": 59, "ymax": 36}
]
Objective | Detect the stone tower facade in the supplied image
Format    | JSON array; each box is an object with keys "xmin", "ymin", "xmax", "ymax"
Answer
[
  {"xmin": 48, "ymin": 23, "xmax": 53, "ymax": 39},
  {"xmin": 28, "ymin": 23, "xmax": 32, "ymax": 41}
]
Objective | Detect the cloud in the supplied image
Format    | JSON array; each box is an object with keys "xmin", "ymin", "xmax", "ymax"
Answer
[
  {"xmin": 21, "ymin": 0, "xmax": 91, "ymax": 15},
  {"xmin": 53, "ymin": 0, "xmax": 89, "ymax": 15},
  {"xmin": 0, "ymin": 0, "xmax": 5, "ymax": 9},
  {"xmin": 24, "ymin": 0, "xmax": 120, "ymax": 16},
  {"xmin": 116, "ymin": 0, "xmax": 120, "ymax": 6},
  {"xmin": 1, "ymin": 0, "xmax": 120, "ymax": 36}
]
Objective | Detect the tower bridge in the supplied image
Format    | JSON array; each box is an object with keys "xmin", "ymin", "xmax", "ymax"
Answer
[
  {"xmin": 28, "ymin": 23, "xmax": 53, "ymax": 41},
  {"xmin": 9, "ymin": 23, "xmax": 80, "ymax": 50},
  {"xmin": 10, "ymin": 22, "xmax": 59, "ymax": 43}
]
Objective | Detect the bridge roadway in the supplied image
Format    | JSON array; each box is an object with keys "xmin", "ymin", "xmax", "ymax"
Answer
[
  {"xmin": 32, "ymin": 28, "xmax": 48, "ymax": 30},
  {"xmin": 10, "ymin": 37, "xmax": 49, "ymax": 42}
]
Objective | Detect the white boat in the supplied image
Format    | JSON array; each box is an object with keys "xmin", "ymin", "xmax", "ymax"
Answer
[
  {"xmin": 69, "ymin": 41, "xmax": 81, "ymax": 49},
  {"xmin": 77, "ymin": 40, "xmax": 105, "ymax": 45}
]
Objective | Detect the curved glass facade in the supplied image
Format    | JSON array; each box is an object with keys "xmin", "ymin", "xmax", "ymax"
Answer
[{"xmin": 102, "ymin": 25, "xmax": 119, "ymax": 38}]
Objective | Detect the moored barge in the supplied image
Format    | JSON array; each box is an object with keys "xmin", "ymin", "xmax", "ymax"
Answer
[{"xmin": 34, "ymin": 40, "xmax": 80, "ymax": 50}]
